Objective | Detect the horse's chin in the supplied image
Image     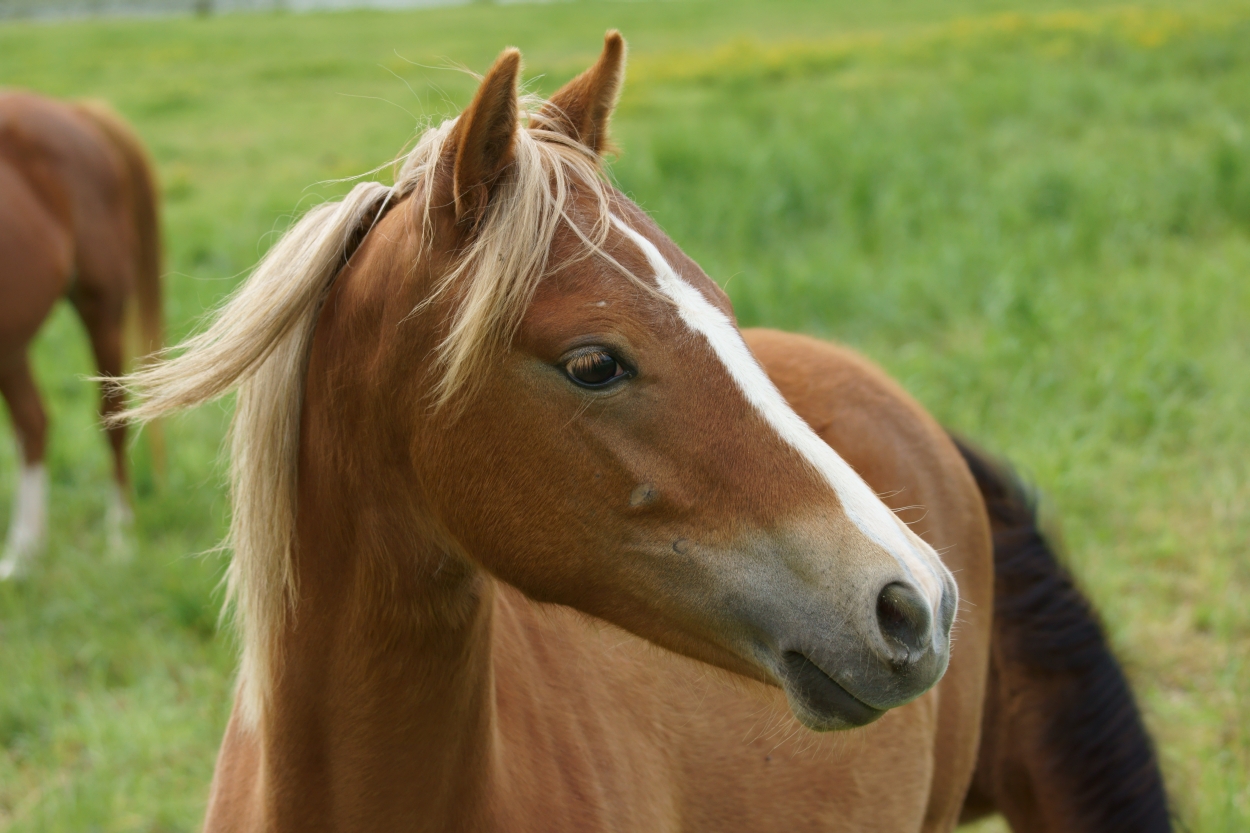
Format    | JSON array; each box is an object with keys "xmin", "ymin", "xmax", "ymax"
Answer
[{"xmin": 780, "ymin": 651, "xmax": 887, "ymax": 732}]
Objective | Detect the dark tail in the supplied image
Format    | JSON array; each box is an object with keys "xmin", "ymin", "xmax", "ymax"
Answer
[
  {"xmin": 953, "ymin": 437, "xmax": 1173, "ymax": 833},
  {"xmin": 74, "ymin": 100, "xmax": 166, "ymax": 473}
]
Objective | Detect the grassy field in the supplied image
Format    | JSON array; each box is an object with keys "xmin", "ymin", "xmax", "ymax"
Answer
[{"xmin": 1, "ymin": 0, "xmax": 1248, "ymax": 829}]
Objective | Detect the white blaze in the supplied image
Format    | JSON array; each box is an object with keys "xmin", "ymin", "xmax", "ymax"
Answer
[{"xmin": 610, "ymin": 215, "xmax": 948, "ymax": 607}]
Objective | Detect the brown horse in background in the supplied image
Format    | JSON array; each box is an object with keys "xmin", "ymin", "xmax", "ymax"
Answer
[
  {"xmin": 0, "ymin": 92, "xmax": 162, "ymax": 579},
  {"xmin": 120, "ymin": 34, "xmax": 1169, "ymax": 832}
]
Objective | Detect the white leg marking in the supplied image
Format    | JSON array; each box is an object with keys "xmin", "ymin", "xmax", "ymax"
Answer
[
  {"xmin": 0, "ymin": 463, "xmax": 48, "ymax": 580},
  {"xmin": 610, "ymin": 215, "xmax": 951, "ymax": 607},
  {"xmin": 106, "ymin": 482, "xmax": 133, "ymax": 558}
]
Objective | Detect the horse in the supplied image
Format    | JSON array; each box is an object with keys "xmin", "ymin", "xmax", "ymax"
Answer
[
  {"xmin": 0, "ymin": 92, "xmax": 163, "ymax": 579},
  {"xmin": 118, "ymin": 33, "xmax": 1170, "ymax": 832}
]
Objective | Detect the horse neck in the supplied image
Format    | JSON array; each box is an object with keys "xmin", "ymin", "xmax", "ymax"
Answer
[
  {"xmin": 242, "ymin": 290, "xmax": 507, "ymax": 831},
  {"xmin": 244, "ymin": 441, "xmax": 503, "ymax": 830}
]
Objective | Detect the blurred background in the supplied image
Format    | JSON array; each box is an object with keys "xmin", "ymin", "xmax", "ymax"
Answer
[{"xmin": 0, "ymin": 0, "xmax": 1247, "ymax": 829}]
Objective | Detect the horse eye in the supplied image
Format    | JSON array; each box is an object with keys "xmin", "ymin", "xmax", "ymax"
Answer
[{"xmin": 565, "ymin": 351, "xmax": 628, "ymax": 388}]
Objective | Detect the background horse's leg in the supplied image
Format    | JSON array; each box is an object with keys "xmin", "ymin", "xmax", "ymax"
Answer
[
  {"xmin": 72, "ymin": 99, "xmax": 165, "ymax": 480},
  {"xmin": 0, "ymin": 159, "xmax": 72, "ymax": 577},
  {"xmin": 0, "ymin": 354, "xmax": 49, "ymax": 579},
  {"xmin": 70, "ymin": 287, "xmax": 132, "ymax": 551}
]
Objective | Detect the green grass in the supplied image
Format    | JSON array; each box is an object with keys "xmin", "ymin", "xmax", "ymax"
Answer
[{"xmin": 1, "ymin": 1, "xmax": 1248, "ymax": 829}]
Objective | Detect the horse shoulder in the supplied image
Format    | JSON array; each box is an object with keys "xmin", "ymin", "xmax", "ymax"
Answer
[
  {"xmin": 488, "ymin": 584, "xmax": 685, "ymax": 831},
  {"xmin": 744, "ymin": 327, "xmax": 993, "ymax": 828}
]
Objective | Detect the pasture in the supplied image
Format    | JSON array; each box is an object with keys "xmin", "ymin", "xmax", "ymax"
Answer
[{"xmin": 0, "ymin": 0, "xmax": 1247, "ymax": 829}]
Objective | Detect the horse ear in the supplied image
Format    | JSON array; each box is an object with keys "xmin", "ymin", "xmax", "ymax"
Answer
[
  {"xmin": 452, "ymin": 47, "xmax": 522, "ymax": 224},
  {"xmin": 536, "ymin": 30, "xmax": 626, "ymax": 155}
]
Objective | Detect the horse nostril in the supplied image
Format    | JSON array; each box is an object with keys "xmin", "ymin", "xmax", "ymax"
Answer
[{"xmin": 876, "ymin": 582, "xmax": 932, "ymax": 661}]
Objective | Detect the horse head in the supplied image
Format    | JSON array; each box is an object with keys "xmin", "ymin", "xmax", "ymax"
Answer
[{"xmin": 364, "ymin": 34, "xmax": 959, "ymax": 730}]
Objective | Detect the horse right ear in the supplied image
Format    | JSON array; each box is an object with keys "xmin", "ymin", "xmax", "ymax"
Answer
[
  {"xmin": 535, "ymin": 31, "xmax": 626, "ymax": 156},
  {"xmin": 450, "ymin": 47, "xmax": 522, "ymax": 225}
]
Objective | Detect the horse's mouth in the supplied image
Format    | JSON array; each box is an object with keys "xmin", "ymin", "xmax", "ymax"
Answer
[{"xmin": 780, "ymin": 651, "xmax": 885, "ymax": 731}]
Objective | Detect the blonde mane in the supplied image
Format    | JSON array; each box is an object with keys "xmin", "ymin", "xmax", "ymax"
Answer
[{"xmin": 118, "ymin": 96, "xmax": 637, "ymax": 725}]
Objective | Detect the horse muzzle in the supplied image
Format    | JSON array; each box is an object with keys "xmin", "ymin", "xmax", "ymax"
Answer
[{"xmin": 771, "ymin": 575, "xmax": 957, "ymax": 732}]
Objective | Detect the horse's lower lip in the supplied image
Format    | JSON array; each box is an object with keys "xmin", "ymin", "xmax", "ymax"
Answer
[{"xmin": 781, "ymin": 651, "xmax": 885, "ymax": 728}]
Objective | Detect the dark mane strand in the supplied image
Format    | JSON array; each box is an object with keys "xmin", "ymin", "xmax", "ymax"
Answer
[{"xmin": 953, "ymin": 436, "xmax": 1174, "ymax": 833}]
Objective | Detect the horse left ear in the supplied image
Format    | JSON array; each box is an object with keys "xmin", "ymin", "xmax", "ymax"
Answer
[
  {"xmin": 535, "ymin": 31, "xmax": 626, "ymax": 156},
  {"xmin": 452, "ymin": 47, "xmax": 523, "ymax": 225}
]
